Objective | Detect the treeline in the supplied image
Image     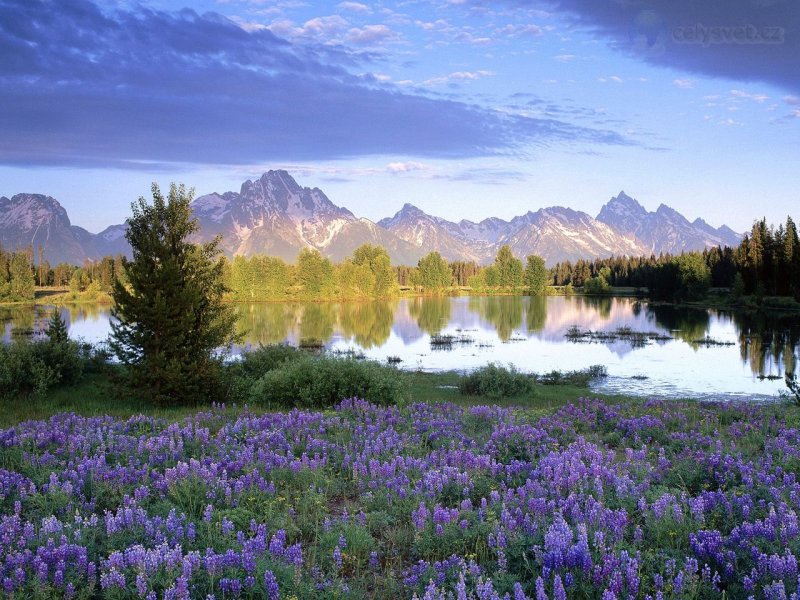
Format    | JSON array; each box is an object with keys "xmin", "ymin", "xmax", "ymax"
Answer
[
  {"xmin": 550, "ymin": 216, "xmax": 800, "ymax": 302},
  {"xmin": 228, "ymin": 244, "xmax": 549, "ymax": 300},
  {"xmin": 0, "ymin": 244, "xmax": 125, "ymax": 303},
  {"xmin": 227, "ymin": 245, "xmax": 399, "ymax": 301},
  {"xmin": 6, "ymin": 214, "xmax": 798, "ymax": 305},
  {"xmin": 0, "ymin": 246, "xmax": 35, "ymax": 302}
]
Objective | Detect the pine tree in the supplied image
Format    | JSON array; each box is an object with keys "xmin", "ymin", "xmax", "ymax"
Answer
[
  {"xmin": 109, "ymin": 183, "xmax": 239, "ymax": 406},
  {"xmin": 45, "ymin": 309, "xmax": 69, "ymax": 344}
]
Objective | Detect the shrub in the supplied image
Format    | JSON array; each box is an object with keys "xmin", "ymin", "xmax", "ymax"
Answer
[
  {"xmin": 0, "ymin": 337, "xmax": 85, "ymax": 399},
  {"xmin": 237, "ymin": 344, "xmax": 305, "ymax": 379},
  {"xmin": 787, "ymin": 372, "xmax": 800, "ymax": 406},
  {"xmin": 458, "ymin": 364, "xmax": 534, "ymax": 398},
  {"xmin": 536, "ymin": 364, "xmax": 607, "ymax": 387},
  {"xmin": 248, "ymin": 355, "xmax": 406, "ymax": 408}
]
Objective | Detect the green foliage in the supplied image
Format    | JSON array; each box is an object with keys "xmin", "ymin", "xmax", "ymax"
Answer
[
  {"xmin": 109, "ymin": 183, "xmax": 239, "ymax": 407},
  {"xmin": 247, "ymin": 354, "xmax": 407, "ymax": 408},
  {"xmin": 536, "ymin": 364, "xmax": 607, "ymax": 386},
  {"xmin": 0, "ymin": 250, "xmax": 35, "ymax": 302},
  {"xmin": 351, "ymin": 244, "xmax": 399, "ymax": 297},
  {"xmin": 295, "ymin": 248, "xmax": 336, "ymax": 299},
  {"xmin": 674, "ymin": 252, "xmax": 711, "ymax": 300},
  {"xmin": 787, "ymin": 371, "xmax": 800, "ymax": 406},
  {"xmin": 493, "ymin": 245, "xmax": 524, "ymax": 289},
  {"xmin": 45, "ymin": 309, "xmax": 69, "ymax": 344},
  {"xmin": 229, "ymin": 255, "xmax": 290, "ymax": 301},
  {"xmin": 413, "ymin": 251, "xmax": 452, "ymax": 293},
  {"xmin": 584, "ymin": 266, "xmax": 612, "ymax": 295},
  {"xmin": 458, "ymin": 363, "xmax": 534, "ymax": 398},
  {"xmin": 235, "ymin": 343, "xmax": 304, "ymax": 379},
  {"xmin": 0, "ymin": 336, "xmax": 85, "ymax": 399},
  {"xmin": 524, "ymin": 255, "xmax": 548, "ymax": 295}
]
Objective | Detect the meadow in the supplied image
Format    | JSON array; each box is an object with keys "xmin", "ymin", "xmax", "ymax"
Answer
[{"xmin": 2, "ymin": 393, "xmax": 800, "ymax": 599}]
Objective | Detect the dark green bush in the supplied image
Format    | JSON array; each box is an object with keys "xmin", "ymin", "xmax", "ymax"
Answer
[
  {"xmin": 247, "ymin": 355, "xmax": 406, "ymax": 408},
  {"xmin": 458, "ymin": 364, "xmax": 534, "ymax": 398},
  {"xmin": 0, "ymin": 337, "xmax": 85, "ymax": 398},
  {"xmin": 787, "ymin": 372, "xmax": 800, "ymax": 406},
  {"xmin": 536, "ymin": 364, "xmax": 607, "ymax": 386},
  {"xmin": 237, "ymin": 344, "xmax": 305, "ymax": 379}
]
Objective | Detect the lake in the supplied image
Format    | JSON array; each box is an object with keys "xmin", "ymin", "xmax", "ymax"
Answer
[{"xmin": 2, "ymin": 296, "xmax": 798, "ymax": 401}]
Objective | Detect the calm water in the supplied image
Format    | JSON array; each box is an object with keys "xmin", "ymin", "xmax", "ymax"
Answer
[{"xmin": 3, "ymin": 296, "xmax": 798, "ymax": 401}]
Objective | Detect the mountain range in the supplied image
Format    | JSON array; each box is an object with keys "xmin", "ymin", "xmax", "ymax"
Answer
[{"xmin": 0, "ymin": 171, "xmax": 742, "ymax": 266}]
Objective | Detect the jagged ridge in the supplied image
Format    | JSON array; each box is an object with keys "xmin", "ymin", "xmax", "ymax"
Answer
[{"xmin": 0, "ymin": 175, "xmax": 742, "ymax": 266}]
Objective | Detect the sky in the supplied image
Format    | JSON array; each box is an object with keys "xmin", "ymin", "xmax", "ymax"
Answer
[{"xmin": 0, "ymin": 0, "xmax": 798, "ymax": 233}]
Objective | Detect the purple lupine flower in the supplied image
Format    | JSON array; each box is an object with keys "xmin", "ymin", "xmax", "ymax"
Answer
[{"xmin": 263, "ymin": 569, "xmax": 279, "ymax": 600}]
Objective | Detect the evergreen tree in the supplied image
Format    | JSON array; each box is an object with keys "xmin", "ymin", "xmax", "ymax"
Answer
[
  {"xmin": 109, "ymin": 183, "xmax": 238, "ymax": 406},
  {"xmin": 785, "ymin": 216, "xmax": 800, "ymax": 298},
  {"xmin": 45, "ymin": 309, "xmax": 69, "ymax": 344}
]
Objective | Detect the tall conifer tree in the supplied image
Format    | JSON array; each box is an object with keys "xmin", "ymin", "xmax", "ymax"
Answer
[{"xmin": 110, "ymin": 183, "xmax": 238, "ymax": 406}]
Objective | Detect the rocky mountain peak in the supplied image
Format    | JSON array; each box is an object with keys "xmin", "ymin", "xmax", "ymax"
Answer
[
  {"xmin": 1, "ymin": 173, "xmax": 743, "ymax": 266},
  {"xmin": 598, "ymin": 191, "xmax": 648, "ymax": 220},
  {"xmin": 0, "ymin": 193, "xmax": 71, "ymax": 230}
]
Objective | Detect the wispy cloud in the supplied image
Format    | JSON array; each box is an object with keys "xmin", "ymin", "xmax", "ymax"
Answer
[
  {"xmin": 423, "ymin": 70, "xmax": 495, "ymax": 86},
  {"xmin": 345, "ymin": 24, "xmax": 399, "ymax": 45},
  {"xmin": 386, "ymin": 161, "xmax": 430, "ymax": 174},
  {"xmin": 673, "ymin": 78, "xmax": 695, "ymax": 89},
  {"xmin": 337, "ymin": 1, "xmax": 370, "ymax": 14}
]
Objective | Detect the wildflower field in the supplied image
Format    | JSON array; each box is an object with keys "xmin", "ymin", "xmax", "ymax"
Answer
[{"xmin": 1, "ymin": 397, "xmax": 800, "ymax": 599}]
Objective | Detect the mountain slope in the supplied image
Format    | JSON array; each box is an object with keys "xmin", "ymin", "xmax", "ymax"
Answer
[
  {"xmin": 380, "ymin": 203, "xmax": 648, "ymax": 264},
  {"xmin": 0, "ymin": 194, "xmax": 93, "ymax": 265},
  {"xmin": 597, "ymin": 191, "xmax": 742, "ymax": 254},
  {"xmin": 0, "ymin": 177, "xmax": 742, "ymax": 267},
  {"xmin": 499, "ymin": 207, "xmax": 648, "ymax": 265},
  {"xmin": 378, "ymin": 203, "xmax": 492, "ymax": 263},
  {"xmin": 190, "ymin": 170, "xmax": 423, "ymax": 264}
]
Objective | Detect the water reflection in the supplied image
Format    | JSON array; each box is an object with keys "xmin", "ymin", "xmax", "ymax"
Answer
[
  {"xmin": 4, "ymin": 296, "xmax": 798, "ymax": 399},
  {"xmin": 732, "ymin": 311, "xmax": 800, "ymax": 378},
  {"xmin": 647, "ymin": 305, "xmax": 710, "ymax": 344},
  {"xmin": 526, "ymin": 296, "xmax": 547, "ymax": 333},
  {"xmin": 339, "ymin": 300, "xmax": 396, "ymax": 348},
  {"xmin": 409, "ymin": 297, "xmax": 450, "ymax": 335},
  {"xmin": 468, "ymin": 296, "xmax": 523, "ymax": 341}
]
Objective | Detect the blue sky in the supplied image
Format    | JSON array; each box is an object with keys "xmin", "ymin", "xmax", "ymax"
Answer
[{"xmin": 0, "ymin": 0, "xmax": 797, "ymax": 233}]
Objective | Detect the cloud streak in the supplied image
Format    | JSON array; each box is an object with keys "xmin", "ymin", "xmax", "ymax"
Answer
[{"xmin": 0, "ymin": 0, "xmax": 632, "ymax": 169}]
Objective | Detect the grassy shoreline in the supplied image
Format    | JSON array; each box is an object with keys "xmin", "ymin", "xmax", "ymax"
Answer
[{"xmin": 0, "ymin": 368, "xmax": 644, "ymax": 429}]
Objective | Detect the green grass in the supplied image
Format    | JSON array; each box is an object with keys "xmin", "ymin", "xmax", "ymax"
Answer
[
  {"xmin": 0, "ymin": 367, "xmax": 642, "ymax": 428},
  {"xmin": 0, "ymin": 373, "xmax": 206, "ymax": 427}
]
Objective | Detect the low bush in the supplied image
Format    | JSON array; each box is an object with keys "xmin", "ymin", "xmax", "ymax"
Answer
[
  {"xmin": 247, "ymin": 354, "xmax": 407, "ymax": 408},
  {"xmin": 236, "ymin": 343, "xmax": 305, "ymax": 379},
  {"xmin": 536, "ymin": 364, "xmax": 607, "ymax": 386},
  {"xmin": 762, "ymin": 296, "xmax": 800, "ymax": 310},
  {"xmin": 787, "ymin": 372, "xmax": 800, "ymax": 406},
  {"xmin": 458, "ymin": 363, "xmax": 534, "ymax": 398},
  {"xmin": 0, "ymin": 338, "xmax": 85, "ymax": 398}
]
